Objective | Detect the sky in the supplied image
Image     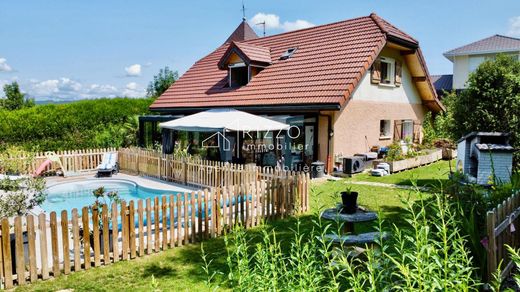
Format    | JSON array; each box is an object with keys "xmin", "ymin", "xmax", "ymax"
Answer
[{"xmin": 1, "ymin": 0, "xmax": 520, "ymax": 101}]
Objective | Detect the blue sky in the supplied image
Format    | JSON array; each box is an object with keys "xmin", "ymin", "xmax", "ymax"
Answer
[{"xmin": 1, "ymin": 0, "xmax": 519, "ymax": 101}]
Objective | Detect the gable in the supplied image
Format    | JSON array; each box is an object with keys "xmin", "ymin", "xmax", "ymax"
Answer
[{"xmin": 351, "ymin": 47, "xmax": 422, "ymax": 104}]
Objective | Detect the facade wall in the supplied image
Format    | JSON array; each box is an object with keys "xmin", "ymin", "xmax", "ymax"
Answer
[
  {"xmin": 331, "ymin": 46, "xmax": 428, "ymax": 157},
  {"xmin": 452, "ymin": 52, "xmax": 520, "ymax": 89}
]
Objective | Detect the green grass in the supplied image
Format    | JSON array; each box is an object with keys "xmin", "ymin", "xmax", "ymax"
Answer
[
  {"xmin": 17, "ymin": 170, "xmax": 438, "ymax": 291},
  {"xmin": 350, "ymin": 159, "xmax": 453, "ymax": 188}
]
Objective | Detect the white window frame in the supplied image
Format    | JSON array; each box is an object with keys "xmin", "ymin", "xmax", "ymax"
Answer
[
  {"xmin": 402, "ymin": 120, "xmax": 414, "ymax": 141},
  {"xmin": 379, "ymin": 56, "xmax": 395, "ymax": 86},
  {"xmin": 228, "ymin": 62, "xmax": 249, "ymax": 88},
  {"xmin": 379, "ymin": 120, "xmax": 391, "ymax": 140}
]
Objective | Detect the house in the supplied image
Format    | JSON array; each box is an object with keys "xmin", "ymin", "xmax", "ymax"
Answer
[
  {"xmin": 434, "ymin": 35, "xmax": 520, "ymax": 93},
  {"xmin": 146, "ymin": 13, "xmax": 443, "ymax": 171}
]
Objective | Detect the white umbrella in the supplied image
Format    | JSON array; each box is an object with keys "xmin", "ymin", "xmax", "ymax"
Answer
[{"xmin": 159, "ymin": 108, "xmax": 290, "ymax": 132}]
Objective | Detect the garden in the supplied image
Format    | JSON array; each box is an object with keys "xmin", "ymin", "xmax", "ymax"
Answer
[{"xmin": 0, "ymin": 55, "xmax": 519, "ymax": 291}]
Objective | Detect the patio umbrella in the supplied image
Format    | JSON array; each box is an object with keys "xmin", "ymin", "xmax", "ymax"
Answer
[{"xmin": 158, "ymin": 108, "xmax": 290, "ymax": 132}]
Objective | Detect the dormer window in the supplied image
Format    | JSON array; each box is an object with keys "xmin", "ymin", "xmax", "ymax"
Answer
[
  {"xmin": 280, "ymin": 48, "xmax": 297, "ymax": 60},
  {"xmin": 218, "ymin": 42, "xmax": 272, "ymax": 88},
  {"xmin": 229, "ymin": 62, "xmax": 249, "ymax": 88}
]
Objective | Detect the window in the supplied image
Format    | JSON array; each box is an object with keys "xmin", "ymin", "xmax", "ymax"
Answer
[
  {"xmin": 380, "ymin": 120, "xmax": 391, "ymax": 139},
  {"xmin": 229, "ymin": 63, "xmax": 249, "ymax": 87},
  {"xmin": 280, "ymin": 47, "xmax": 297, "ymax": 60},
  {"xmin": 379, "ymin": 57, "xmax": 395, "ymax": 85}
]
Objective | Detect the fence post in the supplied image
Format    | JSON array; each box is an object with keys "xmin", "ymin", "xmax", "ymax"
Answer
[
  {"xmin": 183, "ymin": 159, "xmax": 188, "ymax": 185},
  {"xmin": 487, "ymin": 210, "xmax": 497, "ymax": 281}
]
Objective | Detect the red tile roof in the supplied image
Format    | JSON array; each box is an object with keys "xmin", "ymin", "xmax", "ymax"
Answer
[
  {"xmin": 151, "ymin": 13, "xmax": 439, "ymax": 111},
  {"xmin": 225, "ymin": 21, "xmax": 259, "ymax": 43},
  {"xmin": 218, "ymin": 42, "xmax": 272, "ymax": 69}
]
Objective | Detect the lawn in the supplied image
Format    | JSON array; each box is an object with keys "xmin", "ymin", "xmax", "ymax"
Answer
[
  {"xmin": 16, "ymin": 164, "xmax": 444, "ymax": 291},
  {"xmin": 350, "ymin": 159, "xmax": 453, "ymax": 188}
]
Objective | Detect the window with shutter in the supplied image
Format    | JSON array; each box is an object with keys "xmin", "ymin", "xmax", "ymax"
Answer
[
  {"xmin": 395, "ymin": 61, "xmax": 402, "ymax": 87},
  {"xmin": 371, "ymin": 60, "xmax": 381, "ymax": 84},
  {"xmin": 393, "ymin": 120, "xmax": 403, "ymax": 141}
]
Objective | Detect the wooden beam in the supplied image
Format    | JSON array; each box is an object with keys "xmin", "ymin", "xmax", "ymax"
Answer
[
  {"xmin": 400, "ymin": 50, "xmax": 416, "ymax": 56},
  {"xmin": 412, "ymin": 76, "xmax": 427, "ymax": 82}
]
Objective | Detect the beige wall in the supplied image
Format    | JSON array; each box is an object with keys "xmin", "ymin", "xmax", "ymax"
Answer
[
  {"xmin": 332, "ymin": 101, "xmax": 427, "ymax": 157},
  {"xmin": 330, "ymin": 45, "xmax": 428, "ymax": 158}
]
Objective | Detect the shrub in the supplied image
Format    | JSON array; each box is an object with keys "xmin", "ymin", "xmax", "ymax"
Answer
[
  {"xmin": 448, "ymin": 54, "xmax": 520, "ymax": 166},
  {"xmin": 0, "ymin": 176, "xmax": 46, "ymax": 217},
  {"xmin": 0, "ymin": 97, "xmax": 153, "ymax": 151}
]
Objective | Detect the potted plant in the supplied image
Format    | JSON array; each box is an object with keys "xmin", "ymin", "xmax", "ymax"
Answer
[
  {"xmin": 79, "ymin": 187, "xmax": 121, "ymax": 252},
  {"xmin": 340, "ymin": 186, "xmax": 358, "ymax": 214}
]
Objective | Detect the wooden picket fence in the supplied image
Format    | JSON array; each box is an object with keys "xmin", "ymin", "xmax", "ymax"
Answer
[
  {"xmin": 486, "ymin": 192, "xmax": 520, "ymax": 281},
  {"xmin": 118, "ymin": 148, "xmax": 302, "ymax": 189},
  {"xmin": 1, "ymin": 148, "xmax": 116, "ymax": 175},
  {"xmin": 0, "ymin": 147, "xmax": 311, "ymax": 288},
  {"xmin": 0, "ymin": 173, "xmax": 310, "ymax": 289}
]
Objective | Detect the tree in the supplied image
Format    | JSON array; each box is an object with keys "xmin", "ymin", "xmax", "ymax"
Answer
[
  {"xmin": 147, "ymin": 66, "xmax": 178, "ymax": 98},
  {"xmin": 1, "ymin": 81, "xmax": 34, "ymax": 110},
  {"xmin": 449, "ymin": 54, "xmax": 520, "ymax": 164}
]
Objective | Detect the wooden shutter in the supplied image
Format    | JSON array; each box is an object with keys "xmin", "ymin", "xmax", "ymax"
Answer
[
  {"xmin": 413, "ymin": 120, "xmax": 422, "ymax": 143},
  {"xmin": 393, "ymin": 120, "xmax": 403, "ymax": 141},
  {"xmin": 371, "ymin": 59, "xmax": 381, "ymax": 84},
  {"xmin": 395, "ymin": 61, "xmax": 402, "ymax": 86}
]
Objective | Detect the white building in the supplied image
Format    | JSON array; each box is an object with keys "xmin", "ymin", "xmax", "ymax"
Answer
[{"xmin": 432, "ymin": 35, "xmax": 520, "ymax": 94}]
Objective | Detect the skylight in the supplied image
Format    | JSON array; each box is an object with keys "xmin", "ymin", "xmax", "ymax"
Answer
[{"xmin": 279, "ymin": 48, "xmax": 297, "ymax": 60}]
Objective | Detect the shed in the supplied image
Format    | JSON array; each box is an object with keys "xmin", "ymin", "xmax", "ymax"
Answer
[{"xmin": 456, "ymin": 132, "xmax": 515, "ymax": 185}]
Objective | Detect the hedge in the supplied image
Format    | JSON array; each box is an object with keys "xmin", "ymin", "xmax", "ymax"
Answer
[{"xmin": 0, "ymin": 98, "xmax": 154, "ymax": 151}]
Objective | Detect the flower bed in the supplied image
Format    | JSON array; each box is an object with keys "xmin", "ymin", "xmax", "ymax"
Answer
[{"xmin": 385, "ymin": 149, "xmax": 442, "ymax": 173}]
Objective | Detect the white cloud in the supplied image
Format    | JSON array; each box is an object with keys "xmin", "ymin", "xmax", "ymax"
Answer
[
  {"xmin": 125, "ymin": 64, "xmax": 142, "ymax": 77},
  {"xmin": 22, "ymin": 77, "xmax": 144, "ymax": 101},
  {"xmin": 122, "ymin": 82, "xmax": 145, "ymax": 98},
  {"xmin": 508, "ymin": 16, "xmax": 520, "ymax": 37},
  {"xmin": 250, "ymin": 13, "xmax": 315, "ymax": 32},
  {"xmin": 281, "ymin": 20, "xmax": 315, "ymax": 32},
  {"xmin": 0, "ymin": 58, "xmax": 13, "ymax": 72},
  {"xmin": 251, "ymin": 13, "xmax": 281, "ymax": 30},
  {"xmin": 126, "ymin": 82, "xmax": 138, "ymax": 90}
]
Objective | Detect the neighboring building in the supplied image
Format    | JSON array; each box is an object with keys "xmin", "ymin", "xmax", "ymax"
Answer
[
  {"xmin": 435, "ymin": 35, "xmax": 520, "ymax": 92},
  {"xmin": 146, "ymin": 13, "xmax": 443, "ymax": 171}
]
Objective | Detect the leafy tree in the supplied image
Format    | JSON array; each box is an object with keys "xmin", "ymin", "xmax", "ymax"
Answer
[
  {"xmin": 147, "ymin": 66, "xmax": 178, "ymax": 98},
  {"xmin": 449, "ymin": 54, "xmax": 520, "ymax": 164},
  {"xmin": 1, "ymin": 81, "xmax": 34, "ymax": 110}
]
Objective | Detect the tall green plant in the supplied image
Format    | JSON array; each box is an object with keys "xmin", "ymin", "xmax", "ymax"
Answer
[{"xmin": 203, "ymin": 193, "xmax": 481, "ymax": 291}]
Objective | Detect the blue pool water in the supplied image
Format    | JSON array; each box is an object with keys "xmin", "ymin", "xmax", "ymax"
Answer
[
  {"xmin": 42, "ymin": 180, "xmax": 181, "ymax": 214},
  {"xmin": 43, "ymin": 180, "xmax": 250, "ymax": 225}
]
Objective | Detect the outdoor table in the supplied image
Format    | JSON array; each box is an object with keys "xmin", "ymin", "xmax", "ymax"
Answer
[{"xmin": 320, "ymin": 205, "xmax": 378, "ymax": 233}]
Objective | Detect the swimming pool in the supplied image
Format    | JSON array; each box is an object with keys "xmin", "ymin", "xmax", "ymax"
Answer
[{"xmin": 42, "ymin": 179, "xmax": 182, "ymax": 214}]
